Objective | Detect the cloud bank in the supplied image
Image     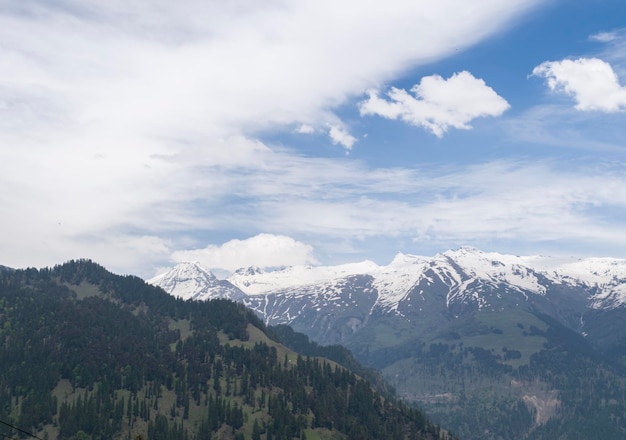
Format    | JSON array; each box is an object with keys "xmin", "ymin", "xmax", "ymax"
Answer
[
  {"xmin": 359, "ymin": 71, "xmax": 510, "ymax": 137},
  {"xmin": 171, "ymin": 234, "xmax": 318, "ymax": 271}
]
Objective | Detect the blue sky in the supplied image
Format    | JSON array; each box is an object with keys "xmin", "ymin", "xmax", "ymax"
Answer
[{"xmin": 1, "ymin": 0, "xmax": 626, "ymax": 277}]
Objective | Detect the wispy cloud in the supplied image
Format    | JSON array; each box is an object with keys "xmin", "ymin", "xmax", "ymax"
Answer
[
  {"xmin": 359, "ymin": 71, "xmax": 510, "ymax": 137},
  {"xmin": 248, "ymin": 160, "xmax": 626, "ymax": 241},
  {"xmin": 590, "ymin": 31, "xmax": 619, "ymax": 43},
  {"xmin": 503, "ymin": 104, "xmax": 626, "ymax": 153},
  {"xmin": 170, "ymin": 158, "xmax": 626, "ymax": 268}
]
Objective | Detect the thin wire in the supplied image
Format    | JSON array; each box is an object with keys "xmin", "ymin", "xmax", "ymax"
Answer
[{"xmin": 0, "ymin": 419, "xmax": 44, "ymax": 440}]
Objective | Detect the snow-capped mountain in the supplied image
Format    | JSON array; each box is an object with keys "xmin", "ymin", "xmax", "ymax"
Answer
[
  {"xmin": 153, "ymin": 248, "xmax": 626, "ymax": 316},
  {"xmin": 545, "ymin": 257, "xmax": 626, "ymax": 309},
  {"xmin": 152, "ymin": 247, "xmax": 626, "ymax": 344},
  {"xmin": 225, "ymin": 247, "xmax": 626, "ymax": 312},
  {"xmin": 228, "ymin": 260, "xmax": 380, "ymax": 295},
  {"xmin": 148, "ymin": 262, "xmax": 246, "ymax": 302}
]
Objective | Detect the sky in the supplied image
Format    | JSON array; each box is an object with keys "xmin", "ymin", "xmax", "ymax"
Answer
[{"xmin": 2, "ymin": 0, "xmax": 626, "ymax": 278}]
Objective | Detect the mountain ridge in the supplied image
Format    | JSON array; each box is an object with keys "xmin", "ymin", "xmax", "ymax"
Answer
[
  {"xmin": 0, "ymin": 259, "xmax": 448, "ymax": 440},
  {"xmin": 151, "ymin": 247, "xmax": 626, "ymax": 312},
  {"xmin": 151, "ymin": 247, "xmax": 626, "ymax": 439}
]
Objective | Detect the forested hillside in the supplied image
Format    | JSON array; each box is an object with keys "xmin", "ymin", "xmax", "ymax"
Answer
[{"xmin": 0, "ymin": 260, "xmax": 450, "ymax": 440}]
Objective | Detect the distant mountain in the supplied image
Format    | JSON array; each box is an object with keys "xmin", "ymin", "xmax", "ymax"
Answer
[
  {"xmin": 0, "ymin": 264, "xmax": 13, "ymax": 273},
  {"xmin": 156, "ymin": 247, "xmax": 626, "ymax": 439},
  {"xmin": 228, "ymin": 260, "xmax": 380, "ymax": 295},
  {"xmin": 227, "ymin": 247, "xmax": 626, "ymax": 312},
  {"xmin": 148, "ymin": 261, "xmax": 246, "ymax": 301},
  {"xmin": 0, "ymin": 260, "xmax": 449, "ymax": 440}
]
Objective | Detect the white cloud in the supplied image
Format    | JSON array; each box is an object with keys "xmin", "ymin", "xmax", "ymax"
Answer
[
  {"xmin": 247, "ymin": 160, "xmax": 626, "ymax": 252},
  {"xmin": 296, "ymin": 124, "xmax": 315, "ymax": 134},
  {"xmin": 328, "ymin": 125, "xmax": 357, "ymax": 150},
  {"xmin": 171, "ymin": 234, "xmax": 318, "ymax": 271},
  {"xmin": 359, "ymin": 71, "xmax": 510, "ymax": 137},
  {"xmin": 590, "ymin": 32, "xmax": 618, "ymax": 43},
  {"xmin": 0, "ymin": 0, "xmax": 548, "ymax": 275},
  {"xmin": 532, "ymin": 58, "xmax": 626, "ymax": 112}
]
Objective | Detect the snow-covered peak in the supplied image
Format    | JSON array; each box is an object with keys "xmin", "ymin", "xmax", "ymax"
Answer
[
  {"xmin": 228, "ymin": 260, "xmax": 379, "ymax": 295},
  {"xmin": 234, "ymin": 266, "xmax": 264, "ymax": 276},
  {"xmin": 549, "ymin": 258, "xmax": 626, "ymax": 308},
  {"xmin": 150, "ymin": 262, "xmax": 216, "ymax": 284},
  {"xmin": 433, "ymin": 249, "xmax": 626, "ymax": 309},
  {"xmin": 443, "ymin": 247, "xmax": 528, "ymax": 267},
  {"xmin": 148, "ymin": 262, "xmax": 245, "ymax": 302},
  {"xmin": 439, "ymin": 248, "xmax": 548, "ymax": 295},
  {"xmin": 388, "ymin": 252, "xmax": 431, "ymax": 266},
  {"xmin": 371, "ymin": 254, "xmax": 431, "ymax": 309},
  {"xmin": 554, "ymin": 258, "xmax": 626, "ymax": 285}
]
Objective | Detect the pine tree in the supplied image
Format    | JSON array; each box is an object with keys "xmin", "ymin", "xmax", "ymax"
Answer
[{"xmin": 252, "ymin": 419, "xmax": 261, "ymax": 440}]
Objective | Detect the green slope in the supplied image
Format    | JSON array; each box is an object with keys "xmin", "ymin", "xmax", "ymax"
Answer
[
  {"xmin": 343, "ymin": 303, "xmax": 626, "ymax": 439},
  {"xmin": 0, "ymin": 260, "xmax": 450, "ymax": 440}
]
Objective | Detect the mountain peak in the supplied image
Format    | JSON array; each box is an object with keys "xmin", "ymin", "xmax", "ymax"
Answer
[
  {"xmin": 148, "ymin": 262, "xmax": 245, "ymax": 301},
  {"xmin": 234, "ymin": 266, "xmax": 264, "ymax": 276},
  {"xmin": 389, "ymin": 252, "xmax": 429, "ymax": 266},
  {"xmin": 172, "ymin": 261, "xmax": 216, "ymax": 279},
  {"xmin": 442, "ymin": 246, "xmax": 487, "ymax": 257}
]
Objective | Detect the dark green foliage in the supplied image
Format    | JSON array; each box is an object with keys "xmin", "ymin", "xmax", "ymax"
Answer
[
  {"xmin": 400, "ymin": 310, "xmax": 626, "ymax": 439},
  {"xmin": 271, "ymin": 324, "xmax": 393, "ymax": 395},
  {"xmin": 0, "ymin": 260, "xmax": 446, "ymax": 440},
  {"xmin": 58, "ymin": 385, "xmax": 125, "ymax": 439},
  {"xmin": 516, "ymin": 322, "xmax": 626, "ymax": 440}
]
